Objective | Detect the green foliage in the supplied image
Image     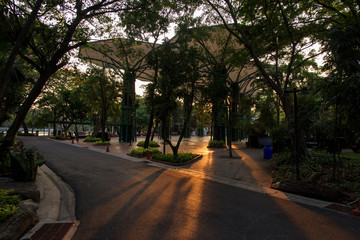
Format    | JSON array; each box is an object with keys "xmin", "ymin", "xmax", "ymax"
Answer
[
  {"xmin": 84, "ymin": 137, "xmax": 101, "ymax": 142},
  {"xmin": 0, "ymin": 65, "xmax": 29, "ymax": 127},
  {"xmin": 17, "ymin": 132, "xmax": 35, "ymax": 136},
  {"xmin": 50, "ymin": 135, "xmax": 66, "ymax": 140},
  {"xmin": 341, "ymin": 153, "xmax": 360, "ymax": 164},
  {"xmin": 270, "ymin": 126, "xmax": 289, "ymax": 153},
  {"xmin": 130, "ymin": 147, "xmax": 160, "ymax": 157},
  {"xmin": 0, "ymin": 189, "xmax": 20, "ymax": 223},
  {"xmin": 135, "ymin": 97, "xmax": 150, "ymax": 134},
  {"xmin": 79, "ymin": 67, "xmax": 122, "ymax": 130},
  {"xmin": 271, "ymin": 150, "xmax": 360, "ymax": 193},
  {"xmin": 207, "ymin": 140, "xmax": 226, "ymax": 148},
  {"xmin": 137, "ymin": 140, "xmax": 160, "ymax": 148},
  {"xmin": 151, "ymin": 153, "xmax": 198, "ymax": 163},
  {"xmin": 7, "ymin": 143, "xmax": 45, "ymax": 182},
  {"xmin": 94, "ymin": 141, "xmax": 110, "ymax": 145}
]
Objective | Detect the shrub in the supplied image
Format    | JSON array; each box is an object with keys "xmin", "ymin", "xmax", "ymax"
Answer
[
  {"xmin": 84, "ymin": 137, "xmax": 101, "ymax": 142},
  {"xmin": 137, "ymin": 140, "xmax": 160, "ymax": 148},
  {"xmin": 0, "ymin": 189, "xmax": 20, "ymax": 223},
  {"xmin": 130, "ymin": 147, "xmax": 160, "ymax": 157},
  {"xmin": 207, "ymin": 140, "xmax": 226, "ymax": 148},
  {"xmin": 271, "ymin": 150, "xmax": 360, "ymax": 194},
  {"xmin": 152, "ymin": 153, "xmax": 198, "ymax": 163},
  {"xmin": 10, "ymin": 144, "xmax": 46, "ymax": 182},
  {"xmin": 17, "ymin": 132, "xmax": 35, "ymax": 136},
  {"xmin": 94, "ymin": 141, "xmax": 110, "ymax": 145},
  {"xmin": 270, "ymin": 126, "xmax": 289, "ymax": 153},
  {"xmin": 50, "ymin": 135, "xmax": 66, "ymax": 140}
]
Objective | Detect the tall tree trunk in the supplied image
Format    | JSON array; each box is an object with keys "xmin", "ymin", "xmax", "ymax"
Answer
[
  {"xmin": 22, "ymin": 121, "xmax": 29, "ymax": 134},
  {"xmin": 228, "ymin": 104, "xmax": 233, "ymax": 158},
  {"xmin": 74, "ymin": 123, "xmax": 79, "ymax": 142},
  {"xmin": 1, "ymin": 69, "xmax": 54, "ymax": 155},
  {"xmin": 91, "ymin": 120, "xmax": 101, "ymax": 137},
  {"xmin": 144, "ymin": 110, "xmax": 154, "ymax": 149},
  {"xmin": 151, "ymin": 119, "xmax": 159, "ymax": 141},
  {"xmin": 53, "ymin": 107, "xmax": 57, "ymax": 136},
  {"xmin": 101, "ymin": 105, "xmax": 107, "ymax": 142},
  {"xmin": 281, "ymin": 95, "xmax": 309, "ymax": 158},
  {"xmin": 212, "ymin": 104, "xmax": 220, "ymax": 140}
]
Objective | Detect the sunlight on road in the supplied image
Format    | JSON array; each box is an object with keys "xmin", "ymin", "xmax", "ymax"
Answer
[
  {"xmin": 273, "ymin": 197, "xmax": 357, "ymax": 240},
  {"xmin": 232, "ymin": 148, "xmax": 357, "ymax": 239},
  {"xmin": 76, "ymin": 168, "xmax": 206, "ymax": 240},
  {"xmin": 77, "ymin": 170, "xmax": 162, "ymax": 239},
  {"xmin": 171, "ymin": 172, "xmax": 205, "ymax": 240},
  {"xmin": 233, "ymin": 148, "xmax": 271, "ymax": 187}
]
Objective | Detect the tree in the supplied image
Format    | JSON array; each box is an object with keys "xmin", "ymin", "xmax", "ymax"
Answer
[
  {"xmin": 0, "ymin": 0, "xmax": 44, "ymax": 101},
  {"xmin": 317, "ymin": 0, "xmax": 360, "ymax": 145},
  {"xmin": 147, "ymin": 41, "xmax": 201, "ymax": 157},
  {"xmin": 79, "ymin": 66, "xmax": 121, "ymax": 142},
  {"xmin": 135, "ymin": 96, "xmax": 150, "ymax": 136},
  {"xmin": 203, "ymin": 0, "xmax": 326, "ymax": 157},
  {"xmin": 80, "ymin": 0, "xmax": 200, "ymax": 145},
  {"xmin": 36, "ymin": 68, "xmax": 89, "ymax": 136},
  {"xmin": 0, "ymin": 0, "xmax": 147, "ymax": 154}
]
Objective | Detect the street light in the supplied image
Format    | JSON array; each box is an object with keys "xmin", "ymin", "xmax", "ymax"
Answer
[{"xmin": 283, "ymin": 87, "xmax": 308, "ymax": 181}]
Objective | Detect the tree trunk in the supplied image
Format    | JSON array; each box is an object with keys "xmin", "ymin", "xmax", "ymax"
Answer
[
  {"xmin": 91, "ymin": 120, "xmax": 101, "ymax": 137},
  {"xmin": 144, "ymin": 110, "xmax": 154, "ymax": 149},
  {"xmin": 53, "ymin": 107, "xmax": 57, "ymax": 136},
  {"xmin": 101, "ymin": 106, "xmax": 107, "ymax": 142},
  {"xmin": 228, "ymin": 106, "xmax": 233, "ymax": 158},
  {"xmin": 22, "ymin": 121, "xmax": 29, "ymax": 134},
  {"xmin": 74, "ymin": 123, "xmax": 79, "ymax": 142},
  {"xmin": 1, "ymin": 69, "xmax": 54, "ymax": 155},
  {"xmin": 162, "ymin": 90, "xmax": 195, "ymax": 158},
  {"xmin": 281, "ymin": 95, "xmax": 309, "ymax": 158},
  {"xmin": 212, "ymin": 104, "xmax": 220, "ymax": 140},
  {"xmin": 151, "ymin": 119, "xmax": 159, "ymax": 141}
]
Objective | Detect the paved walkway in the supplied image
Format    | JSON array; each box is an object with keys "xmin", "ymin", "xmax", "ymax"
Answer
[{"xmin": 68, "ymin": 135, "xmax": 272, "ymax": 188}]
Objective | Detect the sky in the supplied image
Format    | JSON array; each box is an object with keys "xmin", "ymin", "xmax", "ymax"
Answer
[{"xmin": 135, "ymin": 80, "xmax": 148, "ymax": 96}]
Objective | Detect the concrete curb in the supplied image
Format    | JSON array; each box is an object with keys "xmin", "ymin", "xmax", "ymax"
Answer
[{"xmin": 21, "ymin": 165, "xmax": 78, "ymax": 239}]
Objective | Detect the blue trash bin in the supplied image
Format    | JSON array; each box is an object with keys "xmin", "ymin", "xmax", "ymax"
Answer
[{"xmin": 263, "ymin": 145, "xmax": 273, "ymax": 159}]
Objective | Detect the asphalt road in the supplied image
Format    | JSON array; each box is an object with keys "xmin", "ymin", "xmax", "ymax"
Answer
[{"xmin": 21, "ymin": 137, "xmax": 360, "ymax": 240}]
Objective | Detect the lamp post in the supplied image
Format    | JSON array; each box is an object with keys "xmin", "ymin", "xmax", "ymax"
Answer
[{"xmin": 283, "ymin": 87, "xmax": 308, "ymax": 181}]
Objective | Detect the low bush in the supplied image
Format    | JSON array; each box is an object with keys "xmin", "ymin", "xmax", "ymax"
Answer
[
  {"xmin": 10, "ymin": 144, "xmax": 46, "ymax": 182},
  {"xmin": 130, "ymin": 147, "xmax": 160, "ymax": 157},
  {"xmin": 0, "ymin": 140, "xmax": 45, "ymax": 181},
  {"xmin": 94, "ymin": 141, "xmax": 110, "ymax": 145},
  {"xmin": 0, "ymin": 189, "xmax": 20, "ymax": 223},
  {"xmin": 84, "ymin": 137, "xmax": 101, "ymax": 142},
  {"xmin": 207, "ymin": 140, "xmax": 226, "ymax": 148},
  {"xmin": 271, "ymin": 150, "xmax": 360, "ymax": 194},
  {"xmin": 137, "ymin": 140, "xmax": 160, "ymax": 148},
  {"xmin": 17, "ymin": 132, "xmax": 35, "ymax": 136},
  {"xmin": 50, "ymin": 135, "xmax": 66, "ymax": 140},
  {"xmin": 152, "ymin": 153, "xmax": 198, "ymax": 163}
]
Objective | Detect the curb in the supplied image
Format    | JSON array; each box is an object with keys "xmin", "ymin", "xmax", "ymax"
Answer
[{"xmin": 21, "ymin": 165, "xmax": 78, "ymax": 239}]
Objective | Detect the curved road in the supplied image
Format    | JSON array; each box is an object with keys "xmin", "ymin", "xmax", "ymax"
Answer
[{"xmin": 22, "ymin": 137, "xmax": 360, "ymax": 240}]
